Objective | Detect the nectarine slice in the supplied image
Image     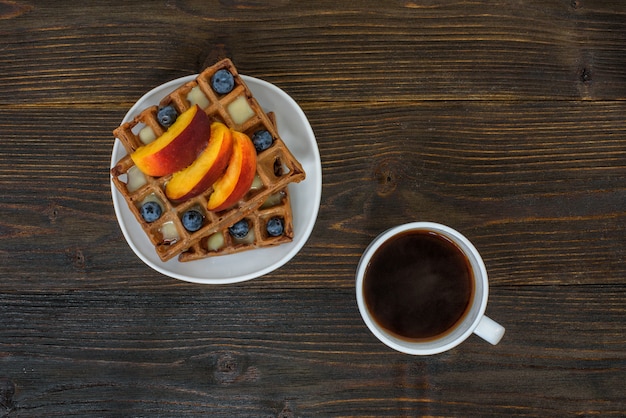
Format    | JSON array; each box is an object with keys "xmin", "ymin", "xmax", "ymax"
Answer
[
  {"xmin": 207, "ymin": 130, "xmax": 257, "ymax": 212},
  {"xmin": 165, "ymin": 122, "xmax": 233, "ymax": 202},
  {"xmin": 131, "ymin": 105, "xmax": 210, "ymax": 177}
]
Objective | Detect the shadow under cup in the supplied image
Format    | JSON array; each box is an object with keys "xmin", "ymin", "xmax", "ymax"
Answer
[{"xmin": 355, "ymin": 222, "xmax": 495, "ymax": 355}]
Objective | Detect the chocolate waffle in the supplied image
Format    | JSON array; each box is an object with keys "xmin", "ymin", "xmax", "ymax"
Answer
[
  {"xmin": 178, "ymin": 112, "xmax": 296, "ymax": 262},
  {"xmin": 110, "ymin": 59, "xmax": 305, "ymax": 262},
  {"xmin": 178, "ymin": 185, "xmax": 294, "ymax": 262}
]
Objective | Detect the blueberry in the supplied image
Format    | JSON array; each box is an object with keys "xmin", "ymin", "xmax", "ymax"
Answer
[
  {"xmin": 140, "ymin": 201, "xmax": 162, "ymax": 223},
  {"xmin": 211, "ymin": 69, "xmax": 235, "ymax": 94},
  {"xmin": 182, "ymin": 209, "xmax": 203, "ymax": 232},
  {"xmin": 252, "ymin": 129, "xmax": 273, "ymax": 152},
  {"xmin": 266, "ymin": 217, "xmax": 284, "ymax": 237},
  {"xmin": 228, "ymin": 219, "xmax": 249, "ymax": 239},
  {"xmin": 157, "ymin": 105, "xmax": 178, "ymax": 128}
]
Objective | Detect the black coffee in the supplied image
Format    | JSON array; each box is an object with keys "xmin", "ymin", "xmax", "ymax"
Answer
[{"xmin": 363, "ymin": 230, "xmax": 474, "ymax": 341}]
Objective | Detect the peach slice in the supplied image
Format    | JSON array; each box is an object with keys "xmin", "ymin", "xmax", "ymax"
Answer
[
  {"xmin": 165, "ymin": 122, "xmax": 233, "ymax": 202},
  {"xmin": 131, "ymin": 105, "xmax": 210, "ymax": 177},
  {"xmin": 207, "ymin": 130, "xmax": 257, "ymax": 212}
]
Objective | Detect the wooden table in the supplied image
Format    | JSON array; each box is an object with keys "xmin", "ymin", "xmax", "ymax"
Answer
[{"xmin": 1, "ymin": 1, "xmax": 625, "ymax": 416}]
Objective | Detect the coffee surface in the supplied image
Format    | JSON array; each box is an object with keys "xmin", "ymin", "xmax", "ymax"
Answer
[{"xmin": 363, "ymin": 230, "xmax": 474, "ymax": 341}]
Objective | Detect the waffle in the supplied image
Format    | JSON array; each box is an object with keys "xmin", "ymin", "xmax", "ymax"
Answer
[
  {"xmin": 178, "ymin": 112, "xmax": 296, "ymax": 262},
  {"xmin": 179, "ymin": 186, "xmax": 294, "ymax": 262},
  {"xmin": 111, "ymin": 59, "xmax": 305, "ymax": 262}
]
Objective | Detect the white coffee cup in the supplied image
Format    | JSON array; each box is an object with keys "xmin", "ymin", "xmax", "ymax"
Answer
[{"xmin": 355, "ymin": 222, "xmax": 505, "ymax": 355}]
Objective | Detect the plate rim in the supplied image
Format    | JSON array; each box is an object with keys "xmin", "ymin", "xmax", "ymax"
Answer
[{"xmin": 110, "ymin": 74, "xmax": 321, "ymax": 284}]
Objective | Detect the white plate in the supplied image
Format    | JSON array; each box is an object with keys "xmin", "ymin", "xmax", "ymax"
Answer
[{"xmin": 110, "ymin": 75, "xmax": 322, "ymax": 284}]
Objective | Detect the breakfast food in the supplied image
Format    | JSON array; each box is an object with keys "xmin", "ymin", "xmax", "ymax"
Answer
[
  {"xmin": 130, "ymin": 105, "xmax": 212, "ymax": 177},
  {"xmin": 165, "ymin": 121, "xmax": 234, "ymax": 202},
  {"xmin": 179, "ymin": 184, "xmax": 295, "ymax": 262},
  {"xmin": 206, "ymin": 129, "xmax": 258, "ymax": 211},
  {"xmin": 111, "ymin": 59, "xmax": 305, "ymax": 262}
]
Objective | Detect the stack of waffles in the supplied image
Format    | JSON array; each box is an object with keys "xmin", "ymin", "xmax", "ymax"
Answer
[{"xmin": 110, "ymin": 59, "xmax": 305, "ymax": 262}]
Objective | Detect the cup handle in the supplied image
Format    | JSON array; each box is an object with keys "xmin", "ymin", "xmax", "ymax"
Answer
[{"xmin": 473, "ymin": 315, "xmax": 505, "ymax": 345}]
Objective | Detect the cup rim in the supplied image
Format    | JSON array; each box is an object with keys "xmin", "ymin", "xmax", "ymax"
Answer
[{"xmin": 355, "ymin": 222, "xmax": 489, "ymax": 355}]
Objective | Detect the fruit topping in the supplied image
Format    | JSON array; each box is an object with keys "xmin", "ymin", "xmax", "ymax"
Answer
[
  {"xmin": 266, "ymin": 217, "xmax": 284, "ymax": 237},
  {"xmin": 250, "ymin": 174, "xmax": 264, "ymax": 191},
  {"xmin": 207, "ymin": 130, "xmax": 257, "ymax": 211},
  {"xmin": 237, "ymin": 229, "xmax": 255, "ymax": 244},
  {"xmin": 138, "ymin": 125, "xmax": 156, "ymax": 144},
  {"xmin": 228, "ymin": 219, "xmax": 249, "ymax": 239},
  {"xmin": 182, "ymin": 209, "xmax": 203, "ymax": 232},
  {"xmin": 165, "ymin": 122, "xmax": 233, "ymax": 202},
  {"xmin": 252, "ymin": 129, "xmax": 273, "ymax": 152},
  {"xmin": 126, "ymin": 166, "xmax": 147, "ymax": 193},
  {"xmin": 187, "ymin": 85, "xmax": 210, "ymax": 109},
  {"xmin": 131, "ymin": 105, "xmax": 211, "ymax": 177},
  {"xmin": 207, "ymin": 232, "xmax": 225, "ymax": 251},
  {"xmin": 211, "ymin": 69, "xmax": 235, "ymax": 94},
  {"xmin": 227, "ymin": 96, "xmax": 255, "ymax": 125},
  {"xmin": 157, "ymin": 105, "xmax": 178, "ymax": 128},
  {"xmin": 260, "ymin": 191, "xmax": 285, "ymax": 209},
  {"xmin": 160, "ymin": 221, "xmax": 179, "ymax": 244},
  {"xmin": 140, "ymin": 201, "xmax": 162, "ymax": 223}
]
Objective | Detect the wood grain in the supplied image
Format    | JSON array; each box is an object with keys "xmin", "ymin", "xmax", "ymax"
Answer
[
  {"xmin": 0, "ymin": 286, "xmax": 623, "ymax": 416},
  {"xmin": 0, "ymin": 0, "xmax": 625, "ymax": 416},
  {"xmin": 1, "ymin": 1, "xmax": 625, "ymax": 105}
]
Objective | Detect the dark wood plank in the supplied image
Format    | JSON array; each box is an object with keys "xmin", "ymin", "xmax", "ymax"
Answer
[
  {"xmin": 1, "ymin": 1, "xmax": 626, "ymax": 105},
  {"xmin": 0, "ymin": 285, "xmax": 624, "ymax": 416},
  {"xmin": 1, "ymin": 1, "xmax": 625, "ymax": 416}
]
